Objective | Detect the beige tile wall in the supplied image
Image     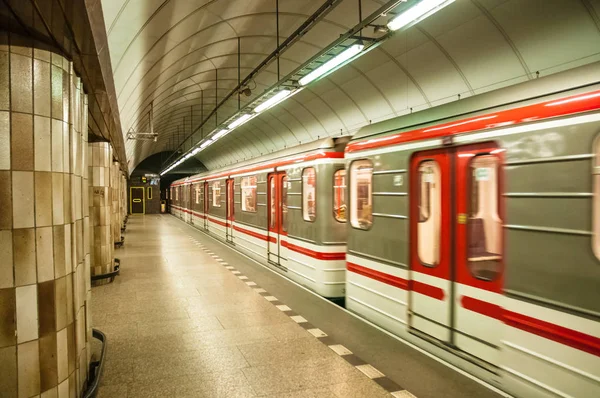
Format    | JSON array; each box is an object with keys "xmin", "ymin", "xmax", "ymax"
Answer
[
  {"xmin": 0, "ymin": 33, "xmax": 92, "ymax": 398},
  {"xmin": 88, "ymin": 142, "xmax": 114, "ymax": 286}
]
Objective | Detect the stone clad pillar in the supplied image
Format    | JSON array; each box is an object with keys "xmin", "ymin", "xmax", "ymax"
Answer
[
  {"xmin": 0, "ymin": 33, "xmax": 91, "ymax": 397},
  {"xmin": 88, "ymin": 142, "xmax": 114, "ymax": 284},
  {"xmin": 111, "ymin": 161, "xmax": 121, "ymax": 245}
]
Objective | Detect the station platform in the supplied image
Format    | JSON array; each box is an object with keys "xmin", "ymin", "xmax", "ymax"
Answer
[{"xmin": 93, "ymin": 215, "xmax": 504, "ymax": 398}]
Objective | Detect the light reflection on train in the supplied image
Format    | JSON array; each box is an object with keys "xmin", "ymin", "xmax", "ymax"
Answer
[{"xmin": 170, "ymin": 79, "xmax": 600, "ymax": 397}]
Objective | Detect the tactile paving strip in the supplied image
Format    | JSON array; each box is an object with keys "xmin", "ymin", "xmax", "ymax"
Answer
[{"xmin": 187, "ymin": 233, "xmax": 418, "ymax": 398}]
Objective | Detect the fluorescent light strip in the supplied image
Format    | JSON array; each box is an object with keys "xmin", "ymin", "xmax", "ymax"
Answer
[
  {"xmin": 212, "ymin": 129, "xmax": 229, "ymax": 140},
  {"xmin": 200, "ymin": 139, "xmax": 213, "ymax": 149},
  {"xmin": 387, "ymin": 0, "xmax": 455, "ymax": 31},
  {"xmin": 254, "ymin": 89, "xmax": 292, "ymax": 113},
  {"xmin": 299, "ymin": 43, "xmax": 364, "ymax": 86},
  {"xmin": 228, "ymin": 113, "xmax": 253, "ymax": 129}
]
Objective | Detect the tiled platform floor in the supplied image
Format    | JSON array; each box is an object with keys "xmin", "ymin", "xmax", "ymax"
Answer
[{"xmin": 93, "ymin": 215, "xmax": 394, "ymax": 397}]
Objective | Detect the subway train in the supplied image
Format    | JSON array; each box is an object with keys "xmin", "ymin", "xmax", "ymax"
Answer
[{"xmin": 170, "ymin": 65, "xmax": 600, "ymax": 398}]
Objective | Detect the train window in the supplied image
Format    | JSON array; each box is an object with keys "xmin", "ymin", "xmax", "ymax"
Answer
[
  {"xmin": 212, "ymin": 181, "xmax": 221, "ymax": 207},
  {"xmin": 467, "ymin": 155, "xmax": 502, "ymax": 281},
  {"xmin": 241, "ymin": 176, "xmax": 257, "ymax": 212},
  {"xmin": 417, "ymin": 161, "xmax": 441, "ymax": 267},
  {"xmin": 195, "ymin": 186, "xmax": 201, "ymax": 204},
  {"xmin": 282, "ymin": 176, "xmax": 288, "ymax": 232},
  {"xmin": 333, "ymin": 169, "xmax": 346, "ymax": 222},
  {"xmin": 176, "ymin": 188, "xmax": 179, "ymax": 201},
  {"xmin": 594, "ymin": 137, "xmax": 600, "ymax": 260},
  {"xmin": 350, "ymin": 160, "xmax": 373, "ymax": 229},
  {"xmin": 302, "ymin": 168, "xmax": 316, "ymax": 222},
  {"xmin": 270, "ymin": 177, "xmax": 276, "ymax": 229}
]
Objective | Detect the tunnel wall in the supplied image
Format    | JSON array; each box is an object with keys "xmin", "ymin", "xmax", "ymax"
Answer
[{"xmin": 0, "ymin": 33, "xmax": 92, "ymax": 397}]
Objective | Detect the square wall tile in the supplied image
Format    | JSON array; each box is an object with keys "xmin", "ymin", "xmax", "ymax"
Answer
[
  {"xmin": 0, "ymin": 52, "xmax": 9, "ymax": 111},
  {"xmin": 0, "ymin": 231, "xmax": 13, "ymax": 289},
  {"xmin": 16, "ymin": 284, "xmax": 38, "ymax": 343},
  {"xmin": 52, "ymin": 172, "xmax": 64, "ymax": 225},
  {"xmin": 53, "ymin": 225, "xmax": 65, "ymax": 278},
  {"xmin": 0, "ymin": 111, "xmax": 9, "ymax": 169},
  {"xmin": 62, "ymin": 122, "xmax": 70, "ymax": 174},
  {"xmin": 34, "ymin": 116, "xmax": 52, "ymax": 172},
  {"xmin": 58, "ymin": 377, "xmax": 68, "ymax": 398},
  {"xmin": 51, "ymin": 65, "xmax": 63, "ymax": 121},
  {"xmin": 63, "ymin": 224, "xmax": 72, "ymax": 275},
  {"xmin": 13, "ymin": 228, "xmax": 36, "ymax": 286},
  {"xmin": 67, "ymin": 323, "xmax": 75, "ymax": 374},
  {"xmin": 10, "ymin": 53, "xmax": 32, "ymax": 114},
  {"xmin": 34, "ymin": 59, "xmax": 51, "ymax": 117},
  {"xmin": 35, "ymin": 171, "xmax": 53, "ymax": 227},
  {"xmin": 39, "ymin": 332, "xmax": 58, "ymax": 392},
  {"xmin": 12, "ymin": 171, "xmax": 34, "ymax": 229},
  {"xmin": 38, "ymin": 280, "xmax": 56, "ymax": 337},
  {"xmin": 51, "ymin": 119, "xmax": 63, "ymax": 172},
  {"xmin": 41, "ymin": 386, "xmax": 57, "ymax": 398},
  {"xmin": 11, "ymin": 112, "xmax": 33, "ymax": 171},
  {"xmin": 0, "ymin": 171, "xmax": 11, "ymax": 229},
  {"xmin": 56, "ymin": 327, "xmax": 68, "ymax": 383},
  {"xmin": 0, "ymin": 346, "xmax": 17, "ymax": 397},
  {"xmin": 66, "ymin": 275, "xmax": 73, "ymax": 325},
  {"xmin": 54, "ymin": 276, "xmax": 67, "ymax": 332},
  {"xmin": 0, "ymin": 288, "xmax": 16, "ymax": 347},
  {"xmin": 36, "ymin": 227, "xmax": 54, "ymax": 283},
  {"xmin": 18, "ymin": 339, "xmax": 41, "ymax": 397},
  {"xmin": 63, "ymin": 174, "xmax": 71, "ymax": 224}
]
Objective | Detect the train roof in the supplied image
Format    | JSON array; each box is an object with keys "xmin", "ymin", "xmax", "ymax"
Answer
[
  {"xmin": 351, "ymin": 61, "xmax": 600, "ymax": 144},
  {"xmin": 171, "ymin": 136, "xmax": 349, "ymax": 186}
]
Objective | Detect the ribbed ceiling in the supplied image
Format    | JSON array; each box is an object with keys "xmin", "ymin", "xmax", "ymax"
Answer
[{"xmin": 101, "ymin": 0, "xmax": 600, "ymax": 173}]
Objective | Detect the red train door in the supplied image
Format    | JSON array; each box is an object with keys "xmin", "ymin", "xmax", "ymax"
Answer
[
  {"xmin": 410, "ymin": 149, "xmax": 453, "ymax": 342},
  {"xmin": 203, "ymin": 181, "xmax": 209, "ymax": 231},
  {"xmin": 267, "ymin": 172, "xmax": 288, "ymax": 268},
  {"xmin": 410, "ymin": 143, "xmax": 504, "ymax": 366},
  {"xmin": 226, "ymin": 178, "xmax": 234, "ymax": 243}
]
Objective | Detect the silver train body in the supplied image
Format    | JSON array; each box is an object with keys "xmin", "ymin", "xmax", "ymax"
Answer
[{"xmin": 170, "ymin": 63, "xmax": 600, "ymax": 397}]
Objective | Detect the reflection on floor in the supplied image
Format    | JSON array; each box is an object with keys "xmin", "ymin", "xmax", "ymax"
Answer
[{"xmin": 93, "ymin": 215, "xmax": 393, "ymax": 397}]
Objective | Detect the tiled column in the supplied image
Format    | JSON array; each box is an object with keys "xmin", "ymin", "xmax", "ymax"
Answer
[
  {"xmin": 0, "ymin": 33, "xmax": 91, "ymax": 397},
  {"xmin": 121, "ymin": 174, "xmax": 127, "ymax": 225},
  {"xmin": 88, "ymin": 142, "xmax": 114, "ymax": 285},
  {"xmin": 111, "ymin": 161, "xmax": 120, "ymax": 244}
]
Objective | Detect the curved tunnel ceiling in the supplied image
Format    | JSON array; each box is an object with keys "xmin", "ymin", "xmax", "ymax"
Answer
[{"xmin": 101, "ymin": 0, "xmax": 600, "ymax": 174}]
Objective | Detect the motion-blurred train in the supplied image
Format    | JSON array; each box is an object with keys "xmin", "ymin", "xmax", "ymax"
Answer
[{"xmin": 170, "ymin": 64, "xmax": 600, "ymax": 398}]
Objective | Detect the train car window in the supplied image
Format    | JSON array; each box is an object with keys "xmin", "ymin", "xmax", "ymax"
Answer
[
  {"xmin": 594, "ymin": 137, "xmax": 600, "ymax": 260},
  {"xmin": 241, "ymin": 176, "xmax": 257, "ymax": 212},
  {"xmin": 195, "ymin": 186, "xmax": 201, "ymax": 204},
  {"xmin": 350, "ymin": 160, "xmax": 373, "ymax": 229},
  {"xmin": 282, "ymin": 176, "xmax": 289, "ymax": 232},
  {"xmin": 333, "ymin": 169, "xmax": 347, "ymax": 222},
  {"xmin": 302, "ymin": 168, "xmax": 317, "ymax": 222},
  {"xmin": 270, "ymin": 177, "xmax": 276, "ymax": 229},
  {"xmin": 467, "ymin": 155, "xmax": 502, "ymax": 281},
  {"xmin": 212, "ymin": 181, "xmax": 221, "ymax": 207},
  {"xmin": 417, "ymin": 161, "xmax": 441, "ymax": 267},
  {"xmin": 176, "ymin": 187, "xmax": 179, "ymax": 200}
]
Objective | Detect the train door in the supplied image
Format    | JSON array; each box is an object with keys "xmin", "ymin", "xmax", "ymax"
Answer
[
  {"xmin": 409, "ymin": 143, "xmax": 504, "ymax": 366},
  {"xmin": 267, "ymin": 172, "xmax": 288, "ymax": 268},
  {"xmin": 202, "ymin": 182, "xmax": 209, "ymax": 231},
  {"xmin": 226, "ymin": 178, "xmax": 234, "ymax": 243}
]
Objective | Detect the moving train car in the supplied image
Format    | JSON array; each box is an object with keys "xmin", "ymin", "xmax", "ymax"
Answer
[
  {"xmin": 344, "ymin": 67, "xmax": 600, "ymax": 397},
  {"xmin": 171, "ymin": 138, "xmax": 348, "ymax": 298}
]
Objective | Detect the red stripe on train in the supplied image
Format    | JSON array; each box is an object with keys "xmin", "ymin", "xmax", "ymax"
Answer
[
  {"xmin": 503, "ymin": 310, "xmax": 600, "ymax": 358},
  {"xmin": 233, "ymin": 224, "xmax": 276, "ymax": 243},
  {"xmin": 282, "ymin": 240, "xmax": 346, "ymax": 261},
  {"xmin": 346, "ymin": 89, "xmax": 600, "ymax": 153},
  {"xmin": 347, "ymin": 262, "xmax": 409, "ymax": 290}
]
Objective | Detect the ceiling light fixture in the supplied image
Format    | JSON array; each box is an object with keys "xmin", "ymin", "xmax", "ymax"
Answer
[
  {"xmin": 200, "ymin": 139, "xmax": 213, "ymax": 149},
  {"xmin": 299, "ymin": 43, "xmax": 364, "ymax": 86},
  {"xmin": 227, "ymin": 113, "xmax": 253, "ymax": 130},
  {"xmin": 253, "ymin": 89, "xmax": 293, "ymax": 113},
  {"xmin": 387, "ymin": 0, "xmax": 454, "ymax": 31},
  {"xmin": 212, "ymin": 129, "xmax": 229, "ymax": 140}
]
